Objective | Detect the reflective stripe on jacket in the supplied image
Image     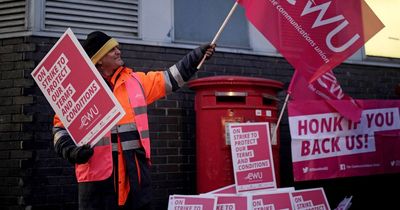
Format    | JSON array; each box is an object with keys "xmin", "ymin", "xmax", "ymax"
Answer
[{"xmin": 125, "ymin": 72, "xmax": 151, "ymax": 158}]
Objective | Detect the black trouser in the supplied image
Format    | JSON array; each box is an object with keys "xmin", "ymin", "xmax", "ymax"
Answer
[
  {"xmin": 78, "ymin": 176, "xmax": 117, "ymax": 210},
  {"xmin": 78, "ymin": 148, "xmax": 153, "ymax": 210}
]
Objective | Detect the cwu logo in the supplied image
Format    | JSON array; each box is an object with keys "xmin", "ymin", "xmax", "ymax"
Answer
[
  {"xmin": 79, "ymin": 105, "xmax": 99, "ymax": 129},
  {"xmin": 244, "ymin": 172, "xmax": 263, "ymax": 181}
]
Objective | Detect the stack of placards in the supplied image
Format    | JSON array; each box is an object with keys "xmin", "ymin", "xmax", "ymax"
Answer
[{"xmin": 168, "ymin": 122, "xmax": 332, "ymax": 210}]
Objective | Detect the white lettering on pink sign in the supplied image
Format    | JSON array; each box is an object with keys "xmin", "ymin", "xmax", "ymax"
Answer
[
  {"xmin": 232, "ymin": 128, "xmax": 270, "ymax": 172},
  {"xmin": 290, "ymin": 108, "xmax": 400, "ymax": 161}
]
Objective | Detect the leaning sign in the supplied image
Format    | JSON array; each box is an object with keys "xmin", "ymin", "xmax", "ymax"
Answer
[
  {"xmin": 31, "ymin": 28, "xmax": 125, "ymax": 146},
  {"xmin": 228, "ymin": 122, "xmax": 277, "ymax": 193}
]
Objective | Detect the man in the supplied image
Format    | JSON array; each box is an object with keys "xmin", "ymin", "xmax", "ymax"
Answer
[{"xmin": 52, "ymin": 31, "xmax": 216, "ymax": 210}]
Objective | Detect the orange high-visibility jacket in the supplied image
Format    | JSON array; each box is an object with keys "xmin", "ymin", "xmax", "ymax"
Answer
[{"xmin": 53, "ymin": 66, "xmax": 171, "ymax": 181}]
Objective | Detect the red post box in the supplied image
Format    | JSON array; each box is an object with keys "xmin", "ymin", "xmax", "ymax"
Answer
[{"xmin": 188, "ymin": 76, "xmax": 284, "ymax": 193}]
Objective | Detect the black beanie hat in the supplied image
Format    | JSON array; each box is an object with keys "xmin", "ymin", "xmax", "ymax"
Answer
[{"xmin": 83, "ymin": 31, "xmax": 119, "ymax": 64}]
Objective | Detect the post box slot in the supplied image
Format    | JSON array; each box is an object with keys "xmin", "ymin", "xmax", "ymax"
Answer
[
  {"xmin": 262, "ymin": 93, "xmax": 279, "ymax": 106},
  {"xmin": 216, "ymin": 96, "xmax": 246, "ymax": 103},
  {"xmin": 215, "ymin": 91, "xmax": 247, "ymax": 104}
]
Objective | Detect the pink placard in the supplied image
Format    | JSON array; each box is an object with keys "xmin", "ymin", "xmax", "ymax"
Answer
[
  {"xmin": 291, "ymin": 188, "xmax": 330, "ymax": 210},
  {"xmin": 215, "ymin": 194, "xmax": 251, "ymax": 210},
  {"xmin": 289, "ymin": 100, "xmax": 400, "ymax": 181},
  {"xmin": 168, "ymin": 195, "xmax": 216, "ymax": 210},
  {"xmin": 31, "ymin": 28, "xmax": 125, "ymax": 146},
  {"xmin": 228, "ymin": 122, "xmax": 277, "ymax": 193},
  {"xmin": 251, "ymin": 188, "xmax": 295, "ymax": 210}
]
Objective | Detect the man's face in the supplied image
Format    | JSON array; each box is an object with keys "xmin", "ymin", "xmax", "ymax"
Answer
[{"xmin": 98, "ymin": 46, "xmax": 124, "ymax": 77}]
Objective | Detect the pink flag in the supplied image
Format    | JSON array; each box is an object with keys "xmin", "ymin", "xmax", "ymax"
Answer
[
  {"xmin": 288, "ymin": 70, "xmax": 362, "ymax": 122},
  {"xmin": 237, "ymin": 0, "xmax": 384, "ymax": 82}
]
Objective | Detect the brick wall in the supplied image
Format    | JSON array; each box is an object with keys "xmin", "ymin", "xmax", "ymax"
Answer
[{"xmin": 0, "ymin": 35, "xmax": 399, "ymax": 209}]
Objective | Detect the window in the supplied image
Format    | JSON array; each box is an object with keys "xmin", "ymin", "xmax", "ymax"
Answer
[
  {"xmin": 174, "ymin": 0, "xmax": 250, "ymax": 49},
  {"xmin": 364, "ymin": 0, "xmax": 400, "ymax": 59}
]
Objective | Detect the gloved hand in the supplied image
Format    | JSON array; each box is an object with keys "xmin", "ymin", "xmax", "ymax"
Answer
[
  {"xmin": 68, "ymin": 144, "xmax": 94, "ymax": 164},
  {"xmin": 200, "ymin": 43, "xmax": 216, "ymax": 60}
]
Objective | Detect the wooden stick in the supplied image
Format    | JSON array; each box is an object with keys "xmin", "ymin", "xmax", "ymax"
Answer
[
  {"xmin": 271, "ymin": 93, "xmax": 290, "ymax": 141},
  {"xmin": 197, "ymin": 1, "xmax": 239, "ymax": 69}
]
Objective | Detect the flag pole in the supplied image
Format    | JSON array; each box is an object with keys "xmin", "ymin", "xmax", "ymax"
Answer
[
  {"xmin": 197, "ymin": 1, "xmax": 239, "ymax": 69},
  {"xmin": 271, "ymin": 71, "xmax": 295, "ymax": 141},
  {"xmin": 271, "ymin": 93, "xmax": 290, "ymax": 141}
]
